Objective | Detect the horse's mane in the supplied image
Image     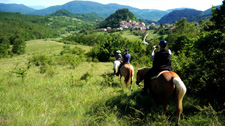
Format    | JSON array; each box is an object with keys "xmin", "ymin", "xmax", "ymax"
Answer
[{"xmin": 138, "ymin": 67, "xmax": 151, "ymax": 76}]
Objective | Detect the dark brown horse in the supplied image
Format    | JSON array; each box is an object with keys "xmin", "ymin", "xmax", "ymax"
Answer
[
  {"xmin": 114, "ymin": 61, "xmax": 134, "ymax": 90},
  {"xmin": 136, "ymin": 67, "xmax": 187, "ymax": 126}
]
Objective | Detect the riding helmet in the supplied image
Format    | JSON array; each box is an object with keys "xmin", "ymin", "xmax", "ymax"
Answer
[{"xmin": 159, "ymin": 40, "xmax": 167, "ymax": 48}]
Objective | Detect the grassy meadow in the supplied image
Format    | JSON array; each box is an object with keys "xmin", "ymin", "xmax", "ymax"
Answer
[{"xmin": 0, "ymin": 39, "xmax": 224, "ymax": 125}]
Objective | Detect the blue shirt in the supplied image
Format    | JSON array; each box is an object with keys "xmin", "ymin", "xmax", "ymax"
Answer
[{"xmin": 123, "ymin": 53, "xmax": 131, "ymax": 63}]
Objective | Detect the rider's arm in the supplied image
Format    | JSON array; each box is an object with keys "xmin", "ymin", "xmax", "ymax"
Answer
[
  {"xmin": 168, "ymin": 49, "xmax": 171, "ymax": 55},
  {"xmin": 151, "ymin": 46, "xmax": 157, "ymax": 59}
]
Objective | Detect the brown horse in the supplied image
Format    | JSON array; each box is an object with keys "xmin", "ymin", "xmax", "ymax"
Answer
[
  {"xmin": 136, "ymin": 67, "xmax": 187, "ymax": 126},
  {"xmin": 114, "ymin": 62, "xmax": 134, "ymax": 90}
]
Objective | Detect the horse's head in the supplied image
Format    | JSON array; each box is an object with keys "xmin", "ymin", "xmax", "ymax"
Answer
[{"xmin": 136, "ymin": 67, "xmax": 150, "ymax": 88}]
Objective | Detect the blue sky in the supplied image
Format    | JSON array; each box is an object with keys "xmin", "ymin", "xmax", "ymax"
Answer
[{"xmin": 0, "ymin": 0, "xmax": 222, "ymax": 10}]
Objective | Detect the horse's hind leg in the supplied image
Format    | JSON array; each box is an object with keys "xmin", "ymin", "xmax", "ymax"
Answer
[
  {"xmin": 120, "ymin": 76, "xmax": 122, "ymax": 85},
  {"xmin": 130, "ymin": 80, "xmax": 132, "ymax": 91},
  {"xmin": 125, "ymin": 78, "xmax": 128, "ymax": 87},
  {"xmin": 175, "ymin": 96, "xmax": 184, "ymax": 126},
  {"xmin": 163, "ymin": 96, "xmax": 169, "ymax": 115}
]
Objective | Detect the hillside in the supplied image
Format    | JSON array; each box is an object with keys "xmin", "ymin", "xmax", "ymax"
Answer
[
  {"xmin": 30, "ymin": 1, "xmax": 167, "ymax": 21},
  {"xmin": 158, "ymin": 9, "xmax": 204, "ymax": 24},
  {"xmin": 49, "ymin": 9, "xmax": 104, "ymax": 22},
  {"xmin": 98, "ymin": 8, "xmax": 137, "ymax": 28},
  {"xmin": 0, "ymin": 10, "xmax": 99, "ymax": 35},
  {"xmin": 0, "ymin": 1, "xmax": 221, "ymax": 22},
  {"xmin": 1, "ymin": 1, "xmax": 225, "ymax": 125},
  {"xmin": 0, "ymin": 1, "xmax": 167, "ymax": 21},
  {"xmin": 203, "ymin": 5, "xmax": 220, "ymax": 15},
  {"xmin": 0, "ymin": 3, "xmax": 35, "ymax": 14},
  {"xmin": 0, "ymin": 11, "xmax": 59, "ymax": 40}
]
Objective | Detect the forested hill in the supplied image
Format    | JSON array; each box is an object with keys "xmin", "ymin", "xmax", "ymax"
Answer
[
  {"xmin": 204, "ymin": 5, "xmax": 220, "ymax": 15},
  {"xmin": 158, "ymin": 9, "xmax": 204, "ymax": 24},
  {"xmin": 0, "ymin": 10, "xmax": 99, "ymax": 41},
  {"xmin": 0, "ymin": 1, "xmax": 221, "ymax": 22},
  {"xmin": 49, "ymin": 9, "xmax": 104, "ymax": 22},
  {"xmin": 0, "ymin": 10, "xmax": 100, "ymax": 58},
  {"xmin": 98, "ymin": 8, "xmax": 137, "ymax": 28},
  {"xmin": 0, "ymin": 3, "xmax": 35, "ymax": 14},
  {"xmin": 0, "ymin": 11, "xmax": 59, "ymax": 40},
  {"xmin": 0, "ymin": 1, "xmax": 167, "ymax": 21},
  {"xmin": 29, "ymin": 1, "xmax": 167, "ymax": 21}
]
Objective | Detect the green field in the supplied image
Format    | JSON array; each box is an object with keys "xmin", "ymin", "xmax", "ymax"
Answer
[
  {"xmin": 0, "ymin": 39, "xmax": 223, "ymax": 125},
  {"xmin": 118, "ymin": 30, "xmax": 160, "ymax": 42},
  {"xmin": 120, "ymin": 30, "xmax": 142, "ymax": 41},
  {"xmin": 0, "ymin": 39, "xmax": 135, "ymax": 125}
]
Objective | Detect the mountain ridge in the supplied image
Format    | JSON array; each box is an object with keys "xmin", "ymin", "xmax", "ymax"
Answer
[
  {"xmin": 0, "ymin": 3, "xmax": 36, "ymax": 14},
  {"xmin": 0, "ymin": 1, "xmax": 221, "ymax": 21},
  {"xmin": 158, "ymin": 9, "xmax": 204, "ymax": 24}
]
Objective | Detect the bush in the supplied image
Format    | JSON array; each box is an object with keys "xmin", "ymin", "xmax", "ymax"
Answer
[
  {"xmin": 60, "ymin": 46, "xmax": 85, "ymax": 55},
  {"xmin": 28, "ymin": 54, "xmax": 54, "ymax": 73},
  {"xmin": 80, "ymin": 72, "xmax": 92, "ymax": 82},
  {"xmin": 57, "ymin": 54, "xmax": 84, "ymax": 69},
  {"xmin": 28, "ymin": 54, "xmax": 54, "ymax": 66},
  {"xmin": 182, "ymin": 104, "xmax": 225, "ymax": 125}
]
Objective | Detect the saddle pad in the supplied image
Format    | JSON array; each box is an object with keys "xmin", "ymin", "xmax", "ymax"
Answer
[{"xmin": 151, "ymin": 70, "xmax": 169, "ymax": 80}]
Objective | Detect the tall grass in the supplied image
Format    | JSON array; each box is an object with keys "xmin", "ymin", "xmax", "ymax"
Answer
[{"xmin": 0, "ymin": 39, "xmax": 224, "ymax": 125}]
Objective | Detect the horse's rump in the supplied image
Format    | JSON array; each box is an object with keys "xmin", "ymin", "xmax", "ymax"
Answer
[
  {"xmin": 151, "ymin": 70, "xmax": 169, "ymax": 80},
  {"xmin": 136, "ymin": 68, "xmax": 186, "ymax": 125},
  {"xmin": 121, "ymin": 63, "xmax": 134, "ymax": 82},
  {"xmin": 121, "ymin": 64, "xmax": 134, "ymax": 74}
]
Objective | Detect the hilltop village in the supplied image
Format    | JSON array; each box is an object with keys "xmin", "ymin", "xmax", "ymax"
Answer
[{"xmin": 98, "ymin": 20, "xmax": 175, "ymax": 32}]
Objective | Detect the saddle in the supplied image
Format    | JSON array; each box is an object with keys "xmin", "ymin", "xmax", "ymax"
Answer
[{"xmin": 151, "ymin": 70, "xmax": 169, "ymax": 80}]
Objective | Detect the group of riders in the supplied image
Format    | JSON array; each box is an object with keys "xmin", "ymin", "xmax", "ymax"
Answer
[{"xmin": 114, "ymin": 40, "xmax": 171, "ymax": 95}]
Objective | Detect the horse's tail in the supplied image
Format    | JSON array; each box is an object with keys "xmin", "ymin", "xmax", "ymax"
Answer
[
  {"xmin": 124, "ymin": 64, "xmax": 133, "ymax": 83},
  {"xmin": 129, "ymin": 66, "xmax": 134, "ymax": 82},
  {"xmin": 125, "ymin": 67, "xmax": 132, "ymax": 82},
  {"xmin": 173, "ymin": 77, "xmax": 186, "ymax": 101},
  {"xmin": 173, "ymin": 77, "xmax": 187, "ymax": 123}
]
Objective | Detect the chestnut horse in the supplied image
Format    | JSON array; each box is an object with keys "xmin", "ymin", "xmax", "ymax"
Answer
[
  {"xmin": 136, "ymin": 67, "xmax": 186, "ymax": 126},
  {"xmin": 113, "ymin": 61, "xmax": 134, "ymax": 90}
]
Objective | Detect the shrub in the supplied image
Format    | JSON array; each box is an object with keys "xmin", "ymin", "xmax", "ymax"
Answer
[
  {"xmin": 28, "ymin": 54, "xmax": 54, "ymax": 66},
  {"xmin": 28, "ymin": 54, "xmax": 54, "ymax": 73},
  {"xmin": 60, "ymin": 46, "xmax": 85, "ymax": 55},
  {"xmin": 11, "ymin": 64, "xmax": 27, "ymax": 83},
  {"xmin": 80, "ymin": 72, "xmax": 92, "ymax": 82}
]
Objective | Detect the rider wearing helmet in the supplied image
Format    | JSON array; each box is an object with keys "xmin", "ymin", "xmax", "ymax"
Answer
[
  {"xmin": 151, "ymin": 40, "xmax": 171, "ymax": 72},
  {"xmin": 141, "ymin": 40, "xmax": 172, "ymax": 95},
  {"xmin": 116, "ymin": 49, "xmax": 131, "ymax": 76},
  {"xmin": 115, "ymin": 50, "xmax": 122, "ymax": 61}
]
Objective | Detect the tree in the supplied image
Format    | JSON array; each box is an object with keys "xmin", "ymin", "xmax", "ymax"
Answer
[
  {"xmin": 167, "ymin": 18, "xmax": 198, "ymax": 54},
  {"xmin": 12, "ymin": 35, "xmax": 26, "ymax": 55},
  {"xmin": 210, "ymin": 1, "xmax": 225, "ymax": 33},
  {"xmin": 190, "ymin": 0, "xmax": 225, "ymax": 106},
  {"xmin": 0, "ymin": 37, "xmax": 10, "ymax": 58}
]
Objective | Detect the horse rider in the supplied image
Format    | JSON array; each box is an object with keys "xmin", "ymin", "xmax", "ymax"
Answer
[
  {"xmin": 116, "ymin": 49, "xmax": 131, "ymax": 76},
  {"xmin": 115, "ymin": 50, "xmax": 122, "ymax": 62},
  {"xmin": 141, "ymin": 40, "xmax": 172, "ymax": 95}
]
